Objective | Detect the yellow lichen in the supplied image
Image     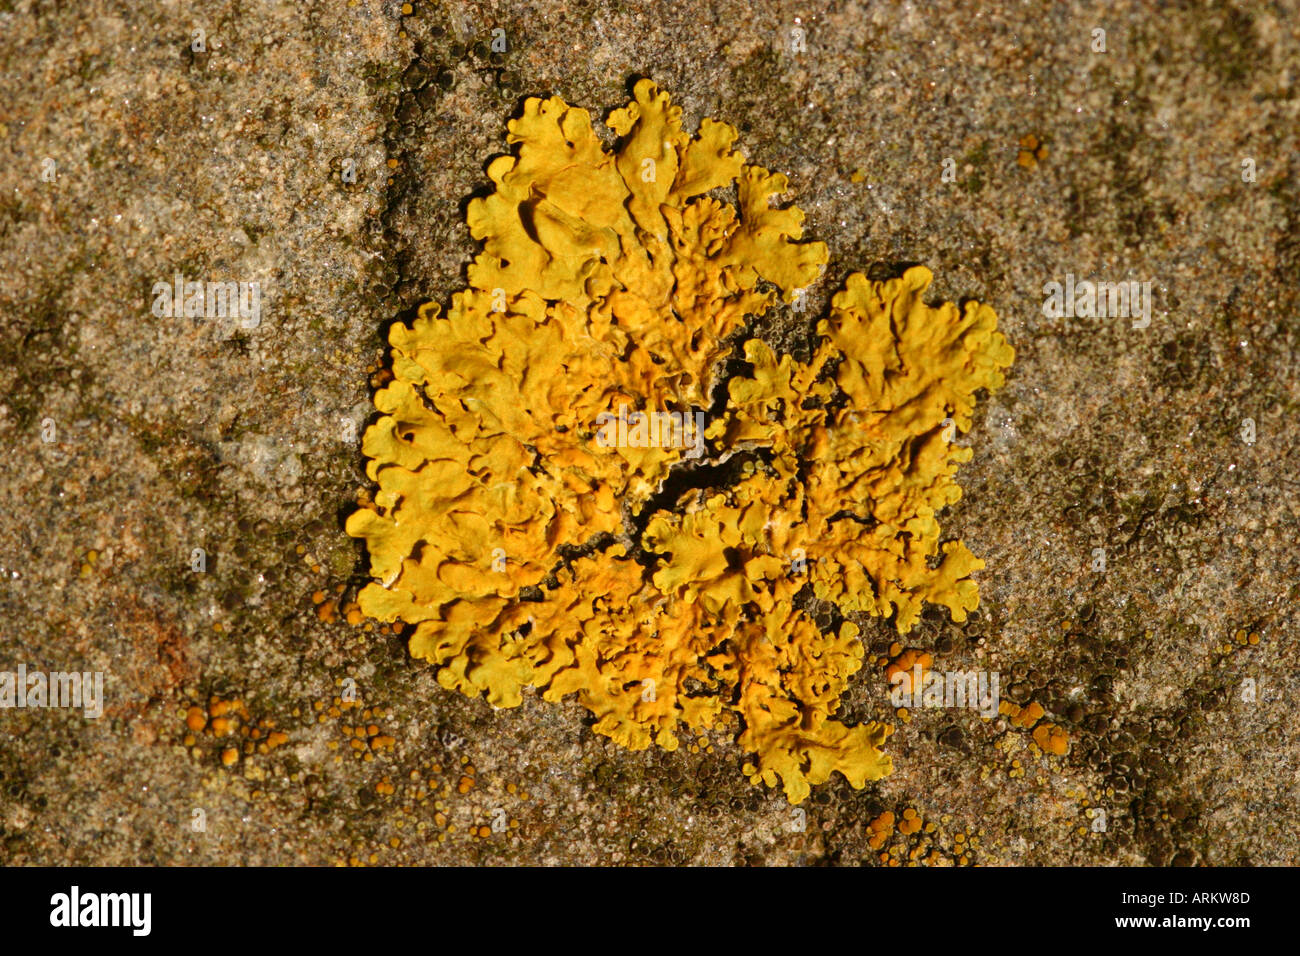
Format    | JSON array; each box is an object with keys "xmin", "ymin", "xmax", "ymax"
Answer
[
  {"xmin": 1032, "ymin": 722, "xmax": 1070, "ymax": 756},
  {"xmin": 347, "ymin": 80, "xmax": 1013, "ymax": 802}
]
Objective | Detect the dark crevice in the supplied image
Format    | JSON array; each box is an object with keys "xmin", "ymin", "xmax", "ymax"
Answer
[{"xmin": 628, "ymin": 448, "xmax": 774, "ymax": 551}]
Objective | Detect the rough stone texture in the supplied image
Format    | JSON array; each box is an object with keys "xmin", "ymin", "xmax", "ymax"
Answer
[{"xmin": 0, "ymin": 0, "xmax": 1296, "ymax": 865}]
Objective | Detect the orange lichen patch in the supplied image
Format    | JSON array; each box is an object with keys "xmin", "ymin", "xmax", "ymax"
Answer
[
  {"xmin": 376, "ymin": 778, "xmax": 395, "ymax": 796},
  {"xmin": 884, "ymin": 649, "xmax": 933, "ymax": 694},
  {"xmin": 1032, "ymin": 722, "xmax": 1070, "ymax": 756},
  {"xmin": 348, "ymin": 80, "xmax": 1012, "ymax": 803},
  {"xmin": 869, "ymin": 807, "xmax": 978, "ymax": 867},
  {"xmin": 185, "ymin": 705, "xmax": 207, "ymax": 733},
  {"xmin": 1017, "ymin": 702, "xmax": 1045, "ymax": 729},
  {"xmin": 326, "ymin": 701, "xmax": 395, "ymax": 762},
  {"xmin": 867, "ymin": 811, "xmax": 895, "ymax": 850},
  {"xmin": 309, "ymin": 584, "xmax": 347, "ymax": 623},
  {"xmin": 208, "ymin": 696, "xmax": 248, "ymax": 720},
  {"xmin": 181, "ymin": 694, "xmax": 289, "ymax": 767},
  {"xmin": 998, "ymin": 697, "xmax": 1068, "ymax": 755},
  {"xmin": 897, "ymin": 807, "xmax": 923, "ymax": 836},
  {"xmin": 1002, "ymin": 700, "xmax": 1046, "ymax": 730},
  {"xmin": 1230, "ymin": 628, "xmax": 1261, "ymax": 649},
  {"xmin": 1017, "ymin": 133, "xmax": 1048, "ymax": 169}
]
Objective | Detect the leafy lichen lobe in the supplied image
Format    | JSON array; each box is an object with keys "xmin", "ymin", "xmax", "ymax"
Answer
[{"xmin": 347, "ymin": 80, "xmax": 1013, "ymax": 802}]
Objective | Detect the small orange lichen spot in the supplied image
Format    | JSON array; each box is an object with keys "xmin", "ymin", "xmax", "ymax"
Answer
[
  {"xmin": 885, "ymin": 649, "xmax": 932, "ymax": 694},
  {"xmin": 312, "ymin": 590, "xmax": 327, "ymax": 604},
  {"xmin": 220, "ymin": 747, "xmax": 239, "ymax": 767},
  {"xmin": 185, "ymin": 706, "xmax": 207, "ymax": 733},
  {"xmin": 346, "ymin": 604, "xmax": 364, "ymax": 626},
  {"xmin": 317, "ymin": 600, "xmax": 338, "ymax": 623},
  {"xmin": 898, "ymin": 808, "xmax": 922, "ymax": 835},
  {"xmin": 867, "ymin": 811, "xmax": 895, "ymax": 850},
  {"xmin": 1017, "ymin": 134, "xmax": 1048, "ymax": 169},
  {"xmin": 458, "ymin": 775, "xmax": 474, "ymax": 794},
  {"xmin": 1032, "ymin": 722, "xmax": 1070, "ymax": 756},
  {"xmin": 346, "ymin": 79, "xmax": 1013, "ymax": 803},
  {"xmin": 377, "ymin": 778, "xmax": 396, "ymax": 796},
  {"xmin": 1012, "ymin": 701, "xmax": 1045, "ymax": 729},
  {"xmin": 267, "ymin": 731, "xmax": 289, "ymax": 749}
]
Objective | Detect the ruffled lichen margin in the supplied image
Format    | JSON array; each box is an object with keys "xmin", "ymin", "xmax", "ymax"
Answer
[{"xmin": 346, "ymin": 79, "xmax": 1014, "ymax": 803}]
